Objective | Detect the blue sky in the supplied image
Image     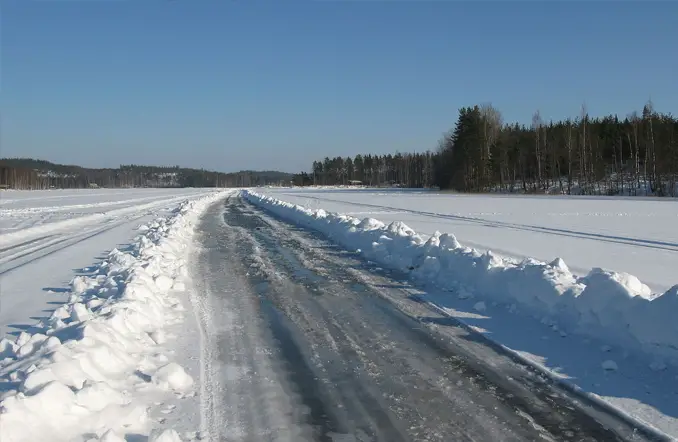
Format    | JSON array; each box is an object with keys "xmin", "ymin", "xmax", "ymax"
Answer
[{"xmin": 3, "ymin": 1, "xmax": 676, "ymax": 173}]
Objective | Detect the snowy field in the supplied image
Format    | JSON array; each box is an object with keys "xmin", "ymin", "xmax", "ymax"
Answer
[
  {"xmin": 0, "ymin": 188, "xmax": 211, "ymax": 235},
  {"xmin": 247, "ymin": 187, "xmax": 678, "ymax": 439},
  {"xmin": 0, "ymin": 188, "xmax": 227, "ymax": 441}
]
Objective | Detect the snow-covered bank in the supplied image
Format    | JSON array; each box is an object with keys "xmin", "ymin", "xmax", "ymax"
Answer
[
  {"xmin": 243, "ymin": 190, "xmax": 678, "ymax": 366},
  {"xmin": 0, "ymin": 190, "xmax": 228, "ymax": 442},
  {"xmin": 244, "ymin": 189, "xmax": 678, "ymax": 437},
  {"xmin": 261, "ymin": 188, "xmax": 678, "ymax": 294}
]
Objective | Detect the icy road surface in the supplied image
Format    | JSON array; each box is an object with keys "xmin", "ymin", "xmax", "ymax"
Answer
[
  {"xmin": 259, "ymin": 188, "xmax": 678, "ymax": 294},
  {"xmin": 189, "ymin": 194, "xmax": 660, "ymax": 442},
  {"xmin": 0, "ymin": 188, "xmax": 215, "ymax": 339}
]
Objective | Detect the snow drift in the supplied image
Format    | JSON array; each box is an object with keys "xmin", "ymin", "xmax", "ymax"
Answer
[
  {"xmin": 0, "ymin": 191, "xmax": 226, "ymax": 442},
  {"xmin": 244, "ymin": 190, "xmax": 678, "ymax": 366}
]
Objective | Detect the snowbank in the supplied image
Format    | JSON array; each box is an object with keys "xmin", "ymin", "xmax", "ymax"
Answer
[
  {"xmin": 243, "ymin": 190, "xmax": 678, "ymax": 366},
  {"xmin": 0, "ymin": 190, "xmax": 227, "ymax": 442}
]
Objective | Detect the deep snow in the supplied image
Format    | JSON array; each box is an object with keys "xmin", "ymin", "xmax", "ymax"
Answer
[
  {"xmin": 244, "ymin": 188, "xmax": 678, "ymax": 439},
  {"xmin": 0, "ymin": 189, "xmax": 227, "ymax": 441}
]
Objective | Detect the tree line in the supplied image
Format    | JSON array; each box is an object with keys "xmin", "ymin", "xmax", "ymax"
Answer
[
  {"xmin": 293, "ymin": 153, "xmax": 436, "ymax": 188},
  {"xmin": 0, "ymin": 158, "xmax": 291, "ymax": 190},
  {"xmin": 298, "ymin": 101, "xmax": 678, "ymax": 197}
]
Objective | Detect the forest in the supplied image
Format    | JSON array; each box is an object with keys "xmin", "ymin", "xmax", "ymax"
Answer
[
  {"xmin": 5, "ymin": 102, "xmax": 676, "ymax": 196},
  {"xmin": 0, "ymin": 158, "xmax": 291, "ymax": 190},
  {"xmin": 300, "ymin": 102, "xmax": 678, "ymax": 197}
]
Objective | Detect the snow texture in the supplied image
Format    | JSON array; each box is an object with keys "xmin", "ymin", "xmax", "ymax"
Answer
[
  {"xmin": 0, "ymin": 191, "xmax": 226, "ymax": 442},
  {"xmin": 243, "ymin": 190, "xmax": 678, "ymax": 366}
]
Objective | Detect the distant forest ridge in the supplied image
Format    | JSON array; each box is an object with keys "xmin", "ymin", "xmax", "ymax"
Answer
[
  {"xmin": 296, "ymin": 101, "xmax": 678, "ymax": 197},
  {"xmin": 0, "ymin": 158, "xmax": 292, "ymax": 189}
]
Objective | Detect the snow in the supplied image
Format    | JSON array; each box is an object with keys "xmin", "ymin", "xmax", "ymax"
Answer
[
  {"xmin": 258, "ymin": 188, "xmax": 678, "ymax": 293},
  {"xmin": 0, "ymin": 188, "xmax": 215, "ymax": 339},
  {"xmin": 0, "ymin": 189, "xmax": 228, "ymax": 442},
  {"xmin": 244, "ymin": 189, "xmax": 678, "ymax": 361},
  {"xmin": 0, "ymin": 188, "xmax": 209, "ymax": 235},
  {"xmin": 244, "ymin": 187, "xmax": 678, "ymax": 438},
  {"xmin": 152, "ymin": 363, "xmax": 195, "ymax": 393}
]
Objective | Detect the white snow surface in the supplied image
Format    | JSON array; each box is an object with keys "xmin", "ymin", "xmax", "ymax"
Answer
[
  {"xmin": 259, "ymin": 188, "xmax": 678, "ymax": 293},
  {"xmin": 0, "ymin": 188, "xmax": 218, "ymax": 340},
  {"xmin": 0, "ymin": 188, "xmax": 210, "ymax": 246},
  {"xmin": 0, "ymin": 189, "xmax": 228, "ymax": 442},
  {"xmin": 244, "ymin": 188, "xmax": 678, "ymax": 438}
]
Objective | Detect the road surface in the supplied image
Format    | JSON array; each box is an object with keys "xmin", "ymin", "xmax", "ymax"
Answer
[{"xmin": 189, "ymin": 193, "xmax": 660, "ymax": 442}]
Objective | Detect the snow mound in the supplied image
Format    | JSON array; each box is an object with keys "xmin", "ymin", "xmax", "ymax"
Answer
[
  {"xmin": 0, "ymin": 191, "xmax": 226, "ymax": 442},
  {"xmin": 244, "ymin": 190, "xmax": 678, "ymax": 365},
  {"xmin": 152, "ymin": 362, "xmax": 194, "ymax": 393}
]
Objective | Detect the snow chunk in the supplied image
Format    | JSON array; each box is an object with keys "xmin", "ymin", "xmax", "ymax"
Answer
[
  {"xmin": 357, "ymin": 217, "xmax": 385, "ymax": 231},
  {"xmin": 23, "ymin": 367, "xmax": 59, "ymax": 392},
  {"xmin": 152, "ymin": 362, "xmax": 194, "ymax": 392},
  {"xmin": 71, "ymin": 303, "xmax": 92, "ymax": 322},
  {"xmin": 0, "ymin": 337, "xmax": 17, "ymax": 359},
  {"xmin": 71, "ymin": 276, "xmax": 90, "ymax": 294},
  {"xmin": 149, "ymin": 330, "xmax": 167, "ymax": 345},
  {"xmin": 75, "ymin": 381, "xmax": 126, "ymax": 412},
  {"xmin": 439, "ymin": 233, "xmax": 461, "ymax": 250},
  {"xmin": 16, "ymin": 333, "xmax": 48, "ymax": 358},
  {"xmin": 155, "ymin": 275, "xmax": 174, "ymax": 292},
  {"xmin": 3, "ymin": 380, "xmax": 76, "ymax": 417},
  {"xmin": 549, "ymin": 257, "xmax": 569, "ymax": 272}
]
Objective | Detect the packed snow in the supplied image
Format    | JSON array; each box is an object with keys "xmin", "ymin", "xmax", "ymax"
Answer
[
  {"xmin": 0, "ymin": 189, "xmax": 227, "ymax": 442},
  {"xmin": 244, "ymin": 187, "xmax": 678, "ymax": 438}
]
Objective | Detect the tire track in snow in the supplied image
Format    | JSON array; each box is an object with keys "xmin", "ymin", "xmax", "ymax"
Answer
[
  {"xmin": 0, "ymin": 234, "xmax": 56, "ymax": 255},
  {"xmin": 0, "ymin": 194, "xmax": 206, "ymax": 276},
  {"xmin": 0, "ymin": 217, "xmax": 129, "ymax": 276}
]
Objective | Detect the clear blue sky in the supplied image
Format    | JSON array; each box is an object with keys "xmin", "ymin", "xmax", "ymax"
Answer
[{"xmin": 3, "ymin": 1, "xmax": 676, "ymax": 173}]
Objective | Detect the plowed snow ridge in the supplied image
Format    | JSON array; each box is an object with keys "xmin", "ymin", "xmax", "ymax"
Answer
[
  {"xmin": 0, "ymin": 190, "xmax": 228, "ymax": 442},
  {"xmin": 244, "ymin": 188, "xmax": 678, "ymax": 439}
]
